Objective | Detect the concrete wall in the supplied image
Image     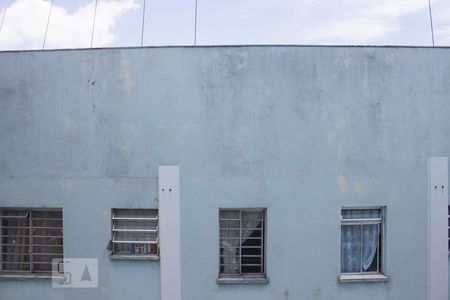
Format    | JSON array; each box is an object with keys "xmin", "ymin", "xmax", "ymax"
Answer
[{"xmin": 0, "ymin": 46, "xmax": 449, "ymax": 300}]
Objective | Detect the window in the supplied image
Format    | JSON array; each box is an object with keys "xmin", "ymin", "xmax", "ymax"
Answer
[
  {"xmin": 219, "ymin": 209, "xmax": 266, "ymax": 280},
  {"xmin": 0, "ymin": 208, "xmax": 63, "ymax": 276},
  {"xmin": 340, "ymin": 208, "xmax": 383, "ymax": 275},
  {"xmin": 111, "ymin": 209, "xmax": 158, "ymax": 258}
]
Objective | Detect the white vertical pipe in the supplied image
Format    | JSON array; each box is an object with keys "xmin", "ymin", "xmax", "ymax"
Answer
[
  {"xmin": 159, "ymin": 166, "xmax": 181, "ymax": 300},
  {"xmin": 427, "ymin": 157, "xmax": 448, "ymax": 300}
]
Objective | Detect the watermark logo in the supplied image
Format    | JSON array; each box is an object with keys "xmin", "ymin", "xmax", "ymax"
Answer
[{"xmin": 52, "ymin": 258, "xmax": 98, "ymax": 288}]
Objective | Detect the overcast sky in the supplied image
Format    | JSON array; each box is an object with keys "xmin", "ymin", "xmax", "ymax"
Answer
[{"xmin": 0, "ymin": 0, "xmax": 449, "ymax": 50}]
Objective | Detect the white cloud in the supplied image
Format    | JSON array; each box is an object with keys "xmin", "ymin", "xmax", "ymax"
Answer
[
  {"xmin": 0, "ymin": 0, "xmax": 449, "ymax": 48},
  {"xmin": 0, "ymin": 0, "xmax": 139, "ymax": 50},
  {"xmin": 297, "ymin": 0, "xmax": 427, "ymax": 43},
  {"xmin": 282, "ymin": 0, "xmax": 429, "ymax": 43},
  {"xmin": 301, "ymin": 18, "xmax": 396, "ymax": 44},
  {"xmin": 199, "ymin": 0, "xmax": 449, "ymax": 45}
]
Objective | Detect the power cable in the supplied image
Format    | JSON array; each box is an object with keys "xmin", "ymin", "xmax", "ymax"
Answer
[
  {"xmin": 140, "ymin": 0, "xmax": 146, "ymax": 46},
  {"xmin": 194, "ymin": 0, "xmax": 198, "ymax": 45},
  {"xmin": 42, "ymin": 0, "xmax": 54, "ymax": 49},
  {"xmin": 428, "ymin": 0, "xmax": 435, "ymax": 46},
  {"xmin": 0, "ymin": 7, "xmax": 6, "ymax": 35},
  {"xmin": 91, "ymin": 0, "xmax": 98, "ymax": 48}
]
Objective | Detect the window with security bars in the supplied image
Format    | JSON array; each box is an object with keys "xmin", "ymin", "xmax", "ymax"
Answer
[
  {"xmin": 341, "ymin": 208, "xmax": 383, "ymax": 274},
  {"xmin": 0, "ymin": 208, "xmax": 63, "ymax": 275},
  {"xmin": 111, "ymin": 209, "xmax": 158, "ymax": 256},
  {"xmin": 219, "ymin": 209, "xmax": 266, "ymax": 278}
]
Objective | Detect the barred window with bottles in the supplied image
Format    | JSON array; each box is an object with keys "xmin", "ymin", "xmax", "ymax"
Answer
[
  {"xmin": 0, "ymin": 208, "xmax": 63, "ymax": 275},
  {"xmin": 219, "ymin": 208, "xmax": 266, "ymax": 279},
  {"xmin": 111, "ymin": 209, "xmax": 158, "ymax": 257}
]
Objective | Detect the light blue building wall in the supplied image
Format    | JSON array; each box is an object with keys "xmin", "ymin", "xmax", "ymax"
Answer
[{"xmin": 0, "ymin": 46, "xmax": 449, "ymax": 299}]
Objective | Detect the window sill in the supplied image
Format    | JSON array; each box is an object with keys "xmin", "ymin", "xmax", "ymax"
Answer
[
  {"xmin": 0, "ymin": 273, "xmax": 64, "ymax": 281},
  {"xmin": 339, "ymin": 274, "xmax": 389, "ymax": 283},
  {"xmin": 109, "ymin": 254, "xmax": 160, "ymax": 261},
  {"xmin": 216, "ymin": 277, "xmax": 269, "ymax": 284}
]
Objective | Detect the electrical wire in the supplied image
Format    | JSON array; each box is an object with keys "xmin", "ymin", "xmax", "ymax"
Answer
[
  {"xmin": 0, "ymin": 7, "xmax": 6, "ymax": 35},
  {"xmin": 194, "ymin": 0, "xmax": 198, "ymax": 45},
  {"xmin": 140, "ymin": 0, "xmax": 146, "ymax": 46},
  {"xmin": 90, "ymin": 0, "xmax": 98, "ymax": 48},
  {"xmin": 42, "ymin": 0, "xmax": 54, "ymax": 50},
  {"xmin": 428, "ymin": 0, "xmax": 435, "ymax": 46}
]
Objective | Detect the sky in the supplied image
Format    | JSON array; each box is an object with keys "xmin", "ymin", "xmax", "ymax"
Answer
[{"xmin": 0, "ymin": 0, "xmax": 449, "ymax": 51}]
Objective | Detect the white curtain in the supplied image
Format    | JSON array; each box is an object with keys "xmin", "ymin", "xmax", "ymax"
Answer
[
  {"xmin": 341, "ymin": 210, "xmax": 379, "ymax": 273},
  {"xmin": 362, "ymin": 224, "xmax": 378, "ymax": 270}
]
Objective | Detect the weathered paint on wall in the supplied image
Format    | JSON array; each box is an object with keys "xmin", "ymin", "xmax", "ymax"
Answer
[{"xmin": 0, "ymin": 46, "xmax": 450, "ymax": 300}]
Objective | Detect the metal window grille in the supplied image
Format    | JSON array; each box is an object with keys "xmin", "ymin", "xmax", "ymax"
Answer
[
  {"xmin": 0, "ymin": 208, "xmax": 63, "ymax": 275},
  {"xmin": 219, "ymin": 209, "xmax": 266, "ymax": 278},
  {"xmin": 111, "ymin": 209, "xmax": 158, "ymax": 256},
  {"xmin": 341, "ymin": 208, "xmax": 382, "ymax": 274}
]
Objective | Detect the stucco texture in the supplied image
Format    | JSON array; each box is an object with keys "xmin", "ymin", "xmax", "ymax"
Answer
[{"xmin": 0, "ymin": 46, "xmax": 450, "ymax": 299}]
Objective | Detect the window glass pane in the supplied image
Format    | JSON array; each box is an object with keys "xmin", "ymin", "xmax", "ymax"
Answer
[
  {"xmin": 114, "ymin": 231, "xmax": 157, "ymax": 242},
  {"xmin": 113, "ymin": 243, "xmax": 157, "ymax": 255},
  {"xmin": 114, "ymin": 209, "xmax": 157, "ymax": 219},
  {"xmin": 242, "ymin": 256, "xmax": 261, "ymax": 265},
  {"xmin": 33, "ymin": 219, "xmax": 63, "ymax": 228},
  {"xmin": 220, "ymin": 220, "xmax": 239, "ymax": 229},
  {"xmin": 33, "ymin": 262, "xmax": 52, "ymax": 273},
  {"xmin": 242, "ymin": 228, "xmax": 261, "ymax": 237},
  {"xmin": 242, "ymin": 247, "xmax": 261, "ymax": 256},
  {"xmin": 242, "ymin": 211, "xmax": 262, "ymax": 220},
  {"xmin": 33, "ymin": 236, "xmax": 63, "ymax": 246},
  {"xmin": 342, "ymin": 209, "xmax": 380, "ymax": 219},
  {"xmin": 2, "ymin": 262, "xmax": 30, "ymax": 271},
  {"xmin": 242, "ymin": 266, "xmax": 262, "ymax": 273},
  {"xmin": 220, "ymin": 262, "xmax": 240, "ymax": 275},
  {"xmin": 220, "ymin": 210, "xmax": 240, "ymax": 219},
  {"xmin": 0, "ymin": 210, "xmax": 28, "ymax": 218},
  {"xmin": 242, "ymin": 237, "xmax": 262, "ymax": 247},
  {"xmin": 32, "ymin": 210, "xmax": 62, "ymax": 219},
  {"xmin": 341, "ymin": 224, "xmax": 361, "ymax": 273},
  {"xmin": 33, "ymin": 245, "xmax": 62, "ymax": 254},
  {"xmin": 221, "ymin": 247, "xmax": 240, "ymax": 255},
  {"xmin": 114, "ymin": 219, "xmax": 157, "ymax": 230},
  {"xmin": 220, "ymin": 238, "xmax": 240, "ymax": 253},
  {"xmin": 220, "ymin": 229, "xmax": 240, "ymax": 238}
]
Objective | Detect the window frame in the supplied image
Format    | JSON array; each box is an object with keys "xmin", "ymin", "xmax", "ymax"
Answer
[
  {"xmin": 339, "ymin": 206, "xmax": 389, "ymax": 282},
  {"xmin": 448, "ymin": 205, "xmax": 450, "ymax": 256},
  {"xmin": 217, "ymin": 208, "xmax": 268, "ymax": 283},
  {"xmin": 110, "ymin": 208, "xmax": 159, "ymax": 260},
  {"xmin": 0, "ymin": 207, "xmax": 64, "ymax": 278}
]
